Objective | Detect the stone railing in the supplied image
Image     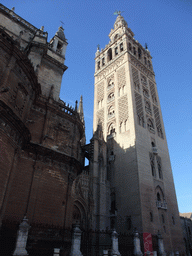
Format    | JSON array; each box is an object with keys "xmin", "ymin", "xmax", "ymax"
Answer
[
  {"xmin": 0, "ymin": 4, "xmax": 37, "ymax": 32},
  {"xmin": 156, "ymin": 200, "xmax": 167, "ymax": 210}
]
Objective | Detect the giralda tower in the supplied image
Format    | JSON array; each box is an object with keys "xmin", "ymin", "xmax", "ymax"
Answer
[{"xmin": 93, "ymin": 13, "xmax": 184, "ymax": 253}]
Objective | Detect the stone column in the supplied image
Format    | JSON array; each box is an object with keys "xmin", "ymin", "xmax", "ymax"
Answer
[
  {"xmin": 111, "ymin": 229, "xmax": 121, "ymax": 256},
  {"xmin": 133, "ymin": 230, "xmax": 143, "ymax": 256},
  {"xmin": 13, "ymin": 216, "xmax": 30, "ymax": 256},
  {"xmin": 157, "ymin": 231, "xmax": 166, "ymax": 256},
  {"xmin": 70, "ymin": 224, "xmax": 83, "ymax": 256}
]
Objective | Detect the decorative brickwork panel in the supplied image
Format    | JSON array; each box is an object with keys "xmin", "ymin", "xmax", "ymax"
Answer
[
  {"xmin": 117, "ymin": 67, "xmax": 126, "ymax": 89},
  {"xmin": 153, "ymin": 105, "xmax": 163, "ymax": 138},
  {"xmin": 97, "ymin": 82, "xmax": 104, "ymax": 102},
  {"xmin": 141, "ymin": 74, "xmax": 148, "ymax": 87},
  {"xmin": 149, "ymin": 81, "xmax": 158, "ymax": 105},
  {"xmin": 118, "ymin": 95, "xmax": 128, "ymax": 123},
  {"xmin": 132, "ymin": 66, "xmax": 140, "ymax": 92},
  {"xmin": 135, "ymin": 92, "xmax": 144, "ymax": 127}
]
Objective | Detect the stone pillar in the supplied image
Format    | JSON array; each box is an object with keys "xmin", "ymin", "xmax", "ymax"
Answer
[
  {"xmin": 111, "ymin": 229, "xmax": 121, "ymax": 256},
  {"xmin": 70, "ymin": 224, "xmax": 83, "ymax": 256},
  {"xmin": 53, "ymin": 248, "xmax": 60, "ymax": 256},
  {"xmin": 103, "ymin": 249, "xmax": 108, "ymax": 256},
  {"xmin": 13, "ymin": 216, "xmax": 30, "ymax": 256},
  {"xmin": 133, "ymin": 230, "xmax": 143, "ymax": 256},
  {"xmin": 157, "ymin": 231, "xmax": 166, "ymax": 256},
  {"xmin": 52, "ymin": 38, "xmax": 58, "ymax": 51}
]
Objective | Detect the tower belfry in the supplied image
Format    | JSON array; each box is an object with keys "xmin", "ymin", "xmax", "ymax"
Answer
[{"xmin": 93, "ymin": 14, "xmax": 185, "ymax": 254}]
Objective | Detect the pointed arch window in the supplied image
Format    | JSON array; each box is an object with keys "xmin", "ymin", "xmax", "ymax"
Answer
[{"xmin": 107, "ymin": 48, "xmax": 112, "ymax": 62}]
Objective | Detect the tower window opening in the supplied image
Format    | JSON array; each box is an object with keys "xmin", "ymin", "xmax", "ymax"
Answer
[
  {"xmin": 148, "ymin": 60, "xmax": 151, "ymax": 69},
  {"xmin": 157, "ymin": 192, "xmax": 161, "ymax": 202},
  {"xmin": 120, "ymin": 43, "xmax": 123, "ymax": 52},
  {"xmin": 107, "ymin": 48, "xmax": 112, "ymax": 62},
  {"xmin": 162, "ymin": 214, "xmax": 165, "ymax": 224},
  {"xmin": 129, "ymin": 43, "xmax": 132, "ymax": 52},
  {"xmin": 138, "ymin": 48, "xmax": 142, "ymax": 59},
  {"xmin": 157, "ymin": 156, "xmax": 163, "ymax": 179},
  {"xmin": 144, "ymin": 57, "xmax": 147, "ymax": 65},
  {"xmin": 150, "ymin": 153, "xmax": 156, "ymax": 177},
  {"xmin": 150, "ymin": 212, "xmax": 153, "ymax": 222},
  {"xmin": 119, "ymin": 122, "xmax": 122, "ymax": 133},
  {"xmin": 102, "ymin": 58, "xmax": 105, "ymax": 66},
  {"xmin": 124, "ymin": 119, "xmax": 128, "ymax": 131},
  {"xmin": 133, "ymin": 47, "xmax": 136, "ymax": 55},
  {"xmin": 115, "ymin": 47, "xmax": 118, "ymax": 55},
  {"xmin": 57, "ymin": 41, "xmax": 62, "ymax": 50},
  {"xmin": 97, "ymin": 61, "xmax": 100, "ymax": 70},
  {"xmin": 172, "ymin": 216, "xmax": 175, "ymax": 225}
]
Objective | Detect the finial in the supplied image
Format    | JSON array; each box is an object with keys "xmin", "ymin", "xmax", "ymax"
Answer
[
  {"xmin": 40, "ymin": 26, "xmax": 44, "ymax": 31},
  {"xmin": 113, "ymin": 10, "xmax": 124, "ymax": 16},
  {"xmin": 11, "ymin": 7, "xmax": 15, "ymax": 12},
  {"xmin": 75, "ymin": 100, "xmax": 78, "ymax": 111},
  {"xmin": 145, "ymin": 43, "xmax": 148, "ymax": 50},
  {"xmin": 97, "ymin": 44, "xmax": 100, "ymax": 51}
]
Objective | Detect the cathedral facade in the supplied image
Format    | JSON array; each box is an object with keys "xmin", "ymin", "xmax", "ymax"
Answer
[{"xmin": 0, "ymin": 4, "xmax": 88, "ymax": 255}]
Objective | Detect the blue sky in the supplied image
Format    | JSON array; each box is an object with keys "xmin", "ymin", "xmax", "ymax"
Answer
[{"xmin": 3, "ymin": 0, "xmax": 192, "ymax": 213}]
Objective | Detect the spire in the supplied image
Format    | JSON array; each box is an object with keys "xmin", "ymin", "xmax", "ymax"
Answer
[{"xmin": 78, "ymin": 95, "xmax": 84, "ymax": 123}]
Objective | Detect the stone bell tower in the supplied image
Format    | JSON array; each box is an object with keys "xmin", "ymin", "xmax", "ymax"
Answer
[{"xmin": 93, "ymin": 13, "xmax": 185, "ymax": 254}]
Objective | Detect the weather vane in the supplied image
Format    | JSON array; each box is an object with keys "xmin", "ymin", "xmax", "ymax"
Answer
[
  {"xmin": 113, "ymin": 10, "xmax": 124, "ymax": 16},
  {"xmin": 60, "ymin": 21, "xmax": 65, "ymax": 27}
]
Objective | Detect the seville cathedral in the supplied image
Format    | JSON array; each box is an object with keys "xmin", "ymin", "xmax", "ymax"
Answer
[{"xmin": 0, "ymin": 3, "xmax": 187, "ymax": 256}]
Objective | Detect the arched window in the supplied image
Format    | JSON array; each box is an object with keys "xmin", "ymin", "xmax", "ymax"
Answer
[
  {"xmin": 114, "ymin": 34, "xmax": 119, "ymax": 41},
  {"xmin": 115, "ymin": 47, "xmax": 118, "ymax": 55},
  {"xmin": 138, "ymin": 47, "xmax": 142, "ymax": 59},
  {"xmin": 108, "ymin": 106, "xmax": 115, "ymax": 118},
  {"xmin": 133, "ymin": 47, "xmax": 136, "ymax": 55},
  {"xmin": 102, "ymin": 57, "xmax": 105, "ymax": 66},
  {"xmin": 108, "ymin": 79, "xmax": 114, "ymax": 89},
  {"xmin": 157, "ymin": 192, "xmax": 161, "ymax": 202},
  {"xmin": 108, "ymin": 92, "xmax": 115, "ymax": 101},
  {"xmin": 150, "ymin": 153, "xmax": 156, "ymax": 177},
  {"xmin": 108, "ymin": 123, "xmax": 116, "ymax": 135},
  {"xmin": 97, "ymin": 61, "xmax": 100, "ymax": 70},
  {"xmin": 120, "ymin": 43, "xmax": 123, "ymax": 52},
  {"xmin": 107, "ymin": 48, "xmax": 112, "ymax": 62}
]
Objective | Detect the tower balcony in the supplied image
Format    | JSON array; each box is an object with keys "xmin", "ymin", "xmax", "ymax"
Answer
[
  {"xmin": 156, "ymin": 200, "xmax": 167, "ymax": 210},
  {"xmin": 152, "ymin": 147, "xmax": 158, "ymax": 155}
]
